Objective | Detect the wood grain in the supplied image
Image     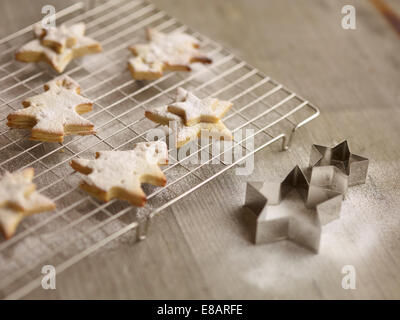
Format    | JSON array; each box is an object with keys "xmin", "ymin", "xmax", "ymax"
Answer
[{"xmin": 0, "ymin": 0, "xmax": 399, "ymax": 299}]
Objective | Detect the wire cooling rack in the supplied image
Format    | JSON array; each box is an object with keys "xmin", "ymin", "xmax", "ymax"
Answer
[{"xmin": 0, "ymin": 0, "xmax": 319, "ymax": 299}]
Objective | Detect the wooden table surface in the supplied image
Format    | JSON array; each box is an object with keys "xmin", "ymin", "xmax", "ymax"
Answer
[{"xmin": 1, "ymin": 0, "xmax": 400, "ymax": 299}]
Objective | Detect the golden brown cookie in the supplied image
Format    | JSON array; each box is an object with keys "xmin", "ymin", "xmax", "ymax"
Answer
[
  {"xmin": 167, "ymin": 87, "xmax": 232, "ymax": 126},
  {"xmin": 70, "ymin": 141, "xmax": 169, "ymax": 207},
  {"xmin": 35, "ymin": 22, "xmax": 85, "ymax": 53},
  {"xmin": 16, "ymin": 23, "xmax": 102, "ymax": 73},
  {"xmin": 145, "ymin": 88, "xmax": 233, "ymax": 148},
  {"xmin": 7, "ymin": 76, "xmax": 95, "ymax": 143},
  {"xmin": 0, "ymin": 168, "xmax": 55, "ymax": 239},
  {"xmin": 128, "ymin": 28, "xmax": 211, "ymax": 80},
  {"xmin": 145, "ymin": 106, "xmax": 232, "ymax": 148}
]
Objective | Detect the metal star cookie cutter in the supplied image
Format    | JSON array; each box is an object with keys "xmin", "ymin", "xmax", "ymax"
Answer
[
  {"xmin": 243, "ymin": 166, "xmax": 343, "ymax": 253},
  {"xmin": 306, "ymin": 165, "xmax": 349, "ymax": 201},
  {"xmin": 309, "ymin": 140, "xmax": 369, "ymax": 187}
]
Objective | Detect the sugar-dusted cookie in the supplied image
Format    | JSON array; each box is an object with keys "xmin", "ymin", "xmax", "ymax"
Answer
[
  {"xmin": 0, "ymin": 168, "xmax": 55, "ymax": 239},
  {"xmin": 7, "ymin": 76, "xmax": 95, "ymax": 143},
  {"xmin": 145, "ymin": 106, "xmax": 232, "ymax": 148},
  {"xmin": 16, "ymin": 39, "xmax": 74, "ymax": 74},
  {"xmin": 70, "ymin": 141, "xmax": 169, "ymax": 207},
  {"xmin": 167, "ymin": 88, "xmax": 232, "ymax": 126},
  {"xmin": 0, "ymin": 208, "xmax": 25, "ymax": 240},
  {"xmin": 0, "ymin": 168, "xmax": 35, "ymax": 210},
  {"xmin": 16, "ymin": 23, "xmax": 102, "ymax": 73},
  {"xmin": 128, "ymin": 28, "xmax": 212, "ymax": 80},
  {"xmin": 35, "ymin": 22, "xmax": 86, "ymax": 53}
]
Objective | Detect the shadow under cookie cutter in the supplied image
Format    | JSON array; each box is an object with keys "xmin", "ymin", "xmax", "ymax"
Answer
[{"xmin": 243, "ymin": 166, "xmax": 343, "ymax": 253}]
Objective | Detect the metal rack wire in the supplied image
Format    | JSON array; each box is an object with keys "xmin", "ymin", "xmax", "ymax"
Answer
[{"xmin": 0, "ymin": 0, "xmax": 319, "ymax": 299}]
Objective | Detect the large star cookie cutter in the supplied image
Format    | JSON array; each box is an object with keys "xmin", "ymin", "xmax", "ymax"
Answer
[
  {"xmin": 243, "ymin": 166, "xmax": 343, "ymax": 253},
  {"xmin": 309, "ymin": 140, "xmax": 369, "ymax": 188}
]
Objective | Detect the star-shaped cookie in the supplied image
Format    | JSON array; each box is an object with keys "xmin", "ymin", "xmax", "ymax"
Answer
[
  {"xmin": 167, "ymin": 87, "xmax": 232, "ymax": 126},
  {"xmin": 145, "ymin": 105, "xmax": 232, "ymax": 148},
  {"xmin": 309, "ymin": 140, "xmax": 369, "ymax": 186},
  {"xmin": 128, "ymin": 28, "xmax": 212, "ymax": 80},
  {"xmin": 7, "ymin": 76, "xmax": 95, "ymax": 143},
  {"xmin": 70, "ymin": 141, "xmax": 169, "ymax": 207},
  {"xmin": 16, "ymin": 23, "xmax": 102, "ymax": 73},
  {"xmin": 34, "ymin": 22, "xmax": 85, "ymax": 53},
  {"xmin": 0, "ymin": 168, "xmax": 55, "ymax": 239},
  {"xmin": 0, "ymin": 167, "xmax": 35, "ymax": 211},
  {"xmin": 145, "ymin": 88, "xmax": 233, "ymax": 147}
]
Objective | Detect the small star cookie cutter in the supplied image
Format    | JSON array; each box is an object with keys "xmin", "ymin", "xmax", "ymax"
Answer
[
  {"xmin": 244, "ymin": 166, "xmax": 343, "ymax": 253},
  {"xmin": 309, "ymin": 140, "xmax": 369, "ymax": 188}
]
